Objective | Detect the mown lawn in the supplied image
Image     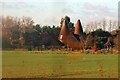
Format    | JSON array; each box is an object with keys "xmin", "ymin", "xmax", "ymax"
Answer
[{"xmin": 2, "ymin": 50, "xmax": 118, "ymax": 78}]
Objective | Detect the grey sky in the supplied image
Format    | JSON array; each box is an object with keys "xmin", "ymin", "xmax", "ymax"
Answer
[{"xmin": 0, "ymin": 0, "xmax": 119, "ymax": 26}]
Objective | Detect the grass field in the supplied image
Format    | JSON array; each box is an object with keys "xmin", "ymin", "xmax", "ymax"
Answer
[{"xmin": 2, "ymin": 50, "xmax": 118, "ymax": 78}]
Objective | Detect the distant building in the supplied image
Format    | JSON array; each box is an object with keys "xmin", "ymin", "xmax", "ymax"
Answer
[
  {"xmin": 59, "ymin": 19, "xmax": 84, "ymax": 50},
  {"xmin": 59, "ymin": 18, "xmax": 119, "ymax": 52}
]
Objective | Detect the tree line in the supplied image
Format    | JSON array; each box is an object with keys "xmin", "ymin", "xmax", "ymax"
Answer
[
  {"xmin": 1, "ymin": 16, "xmax": 119, "ymax": 51},
  {"xmin": 1, "ymin": 16, "xmax": 62, "ymax": 50}
]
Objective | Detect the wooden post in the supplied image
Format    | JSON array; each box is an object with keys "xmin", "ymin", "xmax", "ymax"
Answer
[{"xmin": 93, "ymin": 42, "xmax": 97, "ymax": 54}]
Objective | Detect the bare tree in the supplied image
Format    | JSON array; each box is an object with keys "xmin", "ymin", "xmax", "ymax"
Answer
[
  {"xmin": 109, "ymin": 20, "xmax": 112, "ymax": 32},
  {"xmin": 87, "ymin": 22, "xmax": 94, "ymax": 32},
  {"xmin": 98, "ymin": 21, "xmax": 102, "ymax": 29},
  {"xmin": 94, "ymin": 21, "xmax": 98, "ymax": 31},
  {"xmin": 102, "ymin": 18, "xmax": 106, "ymax": 31},
  {"xmin": 112, "ymin": 20, "xmax": 118, "ymax": 30},
  {"xmin": 85, "ymin": 24, "xmax": 91, "ymax": 33}
]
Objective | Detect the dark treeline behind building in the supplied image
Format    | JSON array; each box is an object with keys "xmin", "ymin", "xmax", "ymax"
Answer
[
  {"xmin": 1, "ymin": 16, "xmax": 62, "ymax": 50},
  {"xmin": 1, "ymin": 16, "xmax": 119, "ymax": 51}
]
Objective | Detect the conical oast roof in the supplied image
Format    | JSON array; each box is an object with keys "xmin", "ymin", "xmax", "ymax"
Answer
[
  {"xmin": 74, "ymin": 19, "xmax": 83, "ymax": 36},
  {"xmin": 59, "ymin": 20, "xmax": 69, "ymax": 43}
]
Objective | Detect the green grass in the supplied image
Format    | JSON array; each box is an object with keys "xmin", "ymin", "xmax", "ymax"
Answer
[{"xmin": 2, "ymin": 50, "xmax": 118, "ymax": 78}]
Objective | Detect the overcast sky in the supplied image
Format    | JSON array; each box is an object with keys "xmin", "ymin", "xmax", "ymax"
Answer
[{"xmin": 0, "ymin": 0, "xmax": 119, "ymax": 26}]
